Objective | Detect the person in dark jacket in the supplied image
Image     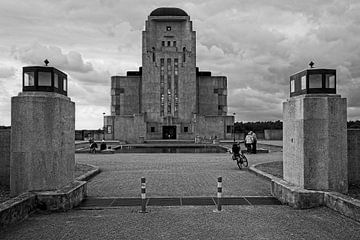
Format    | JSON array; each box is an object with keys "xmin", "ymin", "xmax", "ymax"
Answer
[{"xmin": 232, "ymin": 142, "xmax": 241, "ymax": 160}]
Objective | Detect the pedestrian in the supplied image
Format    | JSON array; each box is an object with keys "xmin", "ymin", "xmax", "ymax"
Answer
[
  {"xmin": 90, "ymin": 141, "xmax": 97, "ymax": 154},
  {"xmin": 100, "ymin": 139, "xmax": 107, "ymax": 151},
  {"xmin": 251, "ymin": 131, "xmax": 257, "ymax": 154},
  {"xmin": 245, "ymin": 132, "xmax": 253, "ymax": 153}
]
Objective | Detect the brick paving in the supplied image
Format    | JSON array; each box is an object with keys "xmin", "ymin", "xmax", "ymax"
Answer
[{"xmin": 75, "ymin": 152, "xmax": 280, "ymax": 197}]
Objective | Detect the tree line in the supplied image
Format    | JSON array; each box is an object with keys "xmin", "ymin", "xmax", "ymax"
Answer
[{"xmin": 235, "ymin": 120, "xmax": 360, "ymax": 133}]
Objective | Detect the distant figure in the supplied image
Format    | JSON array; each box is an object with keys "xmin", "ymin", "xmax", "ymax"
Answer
[
  {"xmin": 90, "ymin": 141, "xmax": 97, "ymax": 154},
  {"xmin": 251, "ymin": 131, "xmax": 257, "ymax": 154},
  {"xmin": 245, "ymin": 132, "xmax": 254, "ymax": 153},
  {"xmin": 232, "ymin": 142, "xmax": 241, "ymax": 160},
  {"xmin": 100, "ymin": 139, "xmax": 107, "ymax": 151}
]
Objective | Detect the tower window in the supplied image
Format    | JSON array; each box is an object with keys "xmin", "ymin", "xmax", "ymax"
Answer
[
  {"xmin": 151, "ymin": 127, "xmax": 155, "ymax": 133},
  {"xmin": 162, "ymin": 41, "xmax": 165, "ymax": 46},
  {"xmin": 183, "ymin": 47, "xmax": 186, "ymax": 62},
  {"xmin": 167, "ymin": 41, "xmax": 171, "ymax": 47},
  {"xmin": 152, "ymin": 47, "xmax": 155, "ymax": 62},
  {"xmin": 173, "ymin": 41, "xmax": 176, "ymax": 47},
  {"xmin": 184, "ymin": 127, "xmax": 188, "ymax": 133},
  {"xmin": 166, "ymin": 26, "xmax": 171, "ymax": 31}
]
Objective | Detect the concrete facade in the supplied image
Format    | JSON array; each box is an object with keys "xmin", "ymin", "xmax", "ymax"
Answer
[
  {"xmin": 348, "ymin": 129, "xmax": 360, "ymax": 185},
  {"xmin": 104, "ymin": 8, "xmax": 233, "ymax": 143},
  {"xmin": 264, "ymin": 129, "xmax": 283, "ymax": 140},
  {"xmin": 11, "ymin": 92, "xmax": 75, "ymax": 196},
  {"xmin": 0, "ymin": 129, "xmax": 11, "ymax": 186},
  {"xmin": 283, "ymin": 94, "xmax": 348, "ymax": 193}
]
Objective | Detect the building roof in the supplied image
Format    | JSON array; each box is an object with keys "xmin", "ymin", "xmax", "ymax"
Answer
[{"xmin": 150, "ymin": 7, "xmax": 188, "ymax": 16}]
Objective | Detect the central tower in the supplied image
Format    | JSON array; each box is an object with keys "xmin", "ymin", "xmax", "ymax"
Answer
[
  {"xmin": 142, "ymin": 7, "xmax": 196, "ymax": 123},
  {"xmin": 105, "ymin": 7, "xmax": 234, "ymax": 142}
]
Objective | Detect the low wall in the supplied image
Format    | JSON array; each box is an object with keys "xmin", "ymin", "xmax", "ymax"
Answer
[
  {"xmin": 348, "ymin": 129, "xmax": 360, "ymax": 185},
  {"xmin": 0, "ymin": 129, "xmax": 10, "ymax": 186},
  {"xmin": 264, "ymin": 129, "xmax": 283, "ymax": 140}
]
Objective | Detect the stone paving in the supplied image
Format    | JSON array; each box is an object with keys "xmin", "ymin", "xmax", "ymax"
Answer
[
  {"xmin": 75, "ymin": 152, "xmax": 282, "ymax": 198},
  {"xmin": 1, "ymin": 151, "xmax": 360, "ymax": 239}
]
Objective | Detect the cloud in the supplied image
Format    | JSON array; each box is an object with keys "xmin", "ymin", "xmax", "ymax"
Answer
[
  {"xmin": 11, "ymin": 43, "xmax": 93, "ymax": 73},
  {"xmin": 0, "ymin": 66, "xmax": 16, "ymax": 78}
]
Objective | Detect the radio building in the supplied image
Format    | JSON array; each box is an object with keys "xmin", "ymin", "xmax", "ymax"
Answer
[{"xmin": 104, "ymin": 7, "xmax": 234, "ymax": 143}]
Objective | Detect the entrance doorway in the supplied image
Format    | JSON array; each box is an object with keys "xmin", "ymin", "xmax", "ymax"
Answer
[{"xmin": 162, "ymin": 126, "xmax": 176, "ymax": 139}]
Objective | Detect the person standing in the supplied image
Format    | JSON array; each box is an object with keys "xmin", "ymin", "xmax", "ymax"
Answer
[
  {"xmin": 245, "ymin": 132, "xmax": 253, "ymax": 153},
  {"xmin": 251, "ymin": 131, "xmax": 257, "ymax": 154}
]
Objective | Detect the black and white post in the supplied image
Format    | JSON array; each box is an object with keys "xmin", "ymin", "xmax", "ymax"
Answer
[
  {"xmin": 140, "ymin": 177, "xmax": 147, "ymax": 213},
  {"xmin": 217, "ymin": 176, "xmax": 222, "ymax": 211}
]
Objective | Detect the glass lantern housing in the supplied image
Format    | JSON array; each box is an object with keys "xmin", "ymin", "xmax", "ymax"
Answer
[
  {"xmin": 23, "ymin": 66, "xmax": 68, "ymax": 96},
  {"xmin": 289, "ymin": 68, "xmax": 336, "ymax": 97}
]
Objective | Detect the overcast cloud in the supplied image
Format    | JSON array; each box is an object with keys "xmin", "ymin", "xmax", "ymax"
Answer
[{"xmin": 0, "ymin": 0, "xmax": 360, "ymax": 129}]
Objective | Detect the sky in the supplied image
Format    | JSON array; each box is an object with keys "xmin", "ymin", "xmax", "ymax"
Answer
[{"xmin": 1, "ymin": 0, "xmax": 360, "ymax": 129}]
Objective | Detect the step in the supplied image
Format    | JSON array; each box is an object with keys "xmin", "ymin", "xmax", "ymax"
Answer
[{"xmin": 77, "ymin": 196, "xmax": 282, "ymax": 209}]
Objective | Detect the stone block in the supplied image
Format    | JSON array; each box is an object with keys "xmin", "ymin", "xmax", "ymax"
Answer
[
  {"xmin": 11, "ymin": 92, "xmax": 75, "ymax": 196},
  {"xmin": 324, "ymin": 192, "xmax": 360, "ymax": 222},
  {"xmin": 348, "ymin": 129, "xmax": 360, "ymax": 185},
  {"xmin": 283, "ymin": 95, "xmax": 347, "ymax": 193}
]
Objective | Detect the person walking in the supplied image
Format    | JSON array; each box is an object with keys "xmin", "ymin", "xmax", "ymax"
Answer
[
  {"xmin": 245, "ymin": 132, "xmax": 253, "ymax": 153},
  {"xmin": 250, "ymin": 131, "xmax": 257, "ymax": 154}
]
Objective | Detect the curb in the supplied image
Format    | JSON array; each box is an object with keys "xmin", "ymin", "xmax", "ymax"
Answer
[
  {"xmin": 75, "ymin": 164, "xmax": 101, "ymax": 182},
  {"xmin": 249, "ymin": 163, "xmax": 360, "ymax": 222}
]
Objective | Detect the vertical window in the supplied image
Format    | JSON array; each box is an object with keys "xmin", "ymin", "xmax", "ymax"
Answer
[
  {"xmin": 167, "ymin": 41, "xmax": 171, "ymax": 47},
  {"xmin": 38, "ymin": 72, "xmax": 52, "ymax": 86},
  {"xmin": 301, "ymin": 75, "xmax": 306, "ymax": 90},
  {"xmin": 174, "ymin": 59, "xmax": 179, "ymax": 115},
  {"xmin": 184, "ymin": 127, "xmax": 188, "ymax": 133},
  {"xmin": 309, "ymin": 74, "xmax": 322, "ymax": 88},
  {"xmin": 160, "ymin": 58, "xmax": 165, "ymax": 116},
  {"xmin": 63, "ymin": 78, "xmax": 67, "ymax": 91},
  {"xmin": 54, "ymin": 73, "xmax": 59, "ymax": 88},
  {"xmin": 24, "ymin": 72, "xmax": 35, "ymax": 86},
  {"xmin": 150, "ymin": 127, "xmax": 155, "ymax": 133},
  {"xmin": 325, "ymin": 74, "xmax": 335, "ymax": 88},
  {"xmin": 152, "ymin": 47, "xmax": 155, "ymax": 62},
  {"xmin": 162, "ymin": 41, "xmax": 165, "ymax": 46},
  {"xmin": 173, "ymin": 41, "xmax": 176, "ymax": 47},
  {"xmin": 183, "ymin": 47, "xmax": 186, "ymax": 62},
  {"xmin": 290, "ymin": 80, "xmax": 295, "ymax": 93},
  {"xmin": 107, "ymin": 125, "xmax": 112, "ymax": 134},
  {"xmin": 167, "ymin": 58, "xmax": 172, "ymax": 114}
]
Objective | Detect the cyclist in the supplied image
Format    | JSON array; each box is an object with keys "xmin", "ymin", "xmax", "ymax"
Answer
[{"xmin": 231, "ymin": 142, "xmax": 241, "ymax": 160}]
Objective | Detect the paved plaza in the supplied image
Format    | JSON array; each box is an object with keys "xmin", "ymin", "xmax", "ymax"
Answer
[{"xmin": 1, "ymin": 151, "xmax": 360, "ymax": 239}]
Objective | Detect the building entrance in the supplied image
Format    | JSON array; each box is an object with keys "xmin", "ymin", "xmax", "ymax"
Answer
[{"xmin": 162, "ymin": 126, "xmax": 176, "ymax": 139}]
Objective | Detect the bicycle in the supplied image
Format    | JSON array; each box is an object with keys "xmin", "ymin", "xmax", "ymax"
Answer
[{"xmin": 232, "ymin": 152, "xmax": 248, "ymax": 170}]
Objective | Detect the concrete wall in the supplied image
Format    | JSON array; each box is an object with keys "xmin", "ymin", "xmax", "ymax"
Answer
[
  {"xmin": 109, "ymin": 114, "xmax": 146, "ymax": 143},
  {"xmin": 264, "ymin": 129, "xmax": 283, "ymax": 140},
  {"xmin": 0, "ymin": 129, "xmax": 10, "ymax": 186},
  {"xmin": 283, "ymin": 94, "xmax": 347, "ymax": 193},
  {"xmin": 11, "ymin": 92, "xmax": 75, "ymax": 196},
  {"xmin": 195, "ymin": 115, "xmax": 233, "ymax": 140},
  {"xmin": 111, "ymin": 76, "xmax": 140, "ymax": 115},
  {"xmin": 348, "ymin": 129, "xmax": 360, "ymax": 185},
  {"xmin": 198, "ymin": 76, "xmax": 227, "ymax": 116}
]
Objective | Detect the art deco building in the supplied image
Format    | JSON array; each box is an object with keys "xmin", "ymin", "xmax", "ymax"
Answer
[{"xmin": 104, "ymin": 7, "xmax": 234, "ymax": 142}]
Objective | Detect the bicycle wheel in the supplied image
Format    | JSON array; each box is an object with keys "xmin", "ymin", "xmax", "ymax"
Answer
[
  {"xmin": 241, "ymin": 154, "xmax": 248, "ymax": 167},
  {"xmin": 236, "ymin": 158, "xmax": 243, "ymax": 170}
]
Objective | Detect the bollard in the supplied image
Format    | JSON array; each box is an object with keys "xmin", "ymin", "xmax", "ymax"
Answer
[
  {"xmin": 140, "ymin": 177, "xmax": 147, "ymax": 213},
  {"xmin": 217, "ymin": 176, "xmax": 222, "ymax": 211}
]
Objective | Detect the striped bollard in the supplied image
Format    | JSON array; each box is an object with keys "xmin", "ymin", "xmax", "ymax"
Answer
[
  {"xmin": 140, "ymin": 177, "xmax": 147, "ymax": 213},
  {"xmin": 217, "ymin": 176, "xmax": 222, "ymax": 211}
]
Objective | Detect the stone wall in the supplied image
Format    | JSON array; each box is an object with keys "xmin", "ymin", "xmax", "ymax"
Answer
[
  {"xmin": 0, "ymin": 129, "xmax": 10, "ymax": 186},
  {"xmin": 195, "ymin": 115, "xmax": 233, "ymax": 140},
  {"xmin": 264, "ymin": 129, "xmax": 283, "ymax": 140},
  {"xmin": 348, "ymin": 129, "xmax": 360, "ymax": 185}
]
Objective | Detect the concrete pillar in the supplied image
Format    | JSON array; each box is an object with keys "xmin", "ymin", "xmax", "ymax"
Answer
[
  {"xmin": 283, "ymin": 94, "xmax": 348, "ymax": 193},
  {"xmin": 10, "ymin": 92, "xmax": 75, "ymax": 196}
]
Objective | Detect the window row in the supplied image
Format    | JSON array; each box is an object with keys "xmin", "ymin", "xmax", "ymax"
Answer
[{"xmin": 162, "ymin": 41, "xmax": 176, "ymax": 47}]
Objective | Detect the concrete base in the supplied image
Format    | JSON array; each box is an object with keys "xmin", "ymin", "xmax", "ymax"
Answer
[
  {"xmin": 34, "ymin": 180, "xmax": 87, "ymax": 211},
  {"xmin": 283, "ymin": 94, "xmax": 348, "ymax": 193},
  {"xmin": 11, "ymin": 92, "xmax": 75, "ymax": 196}
]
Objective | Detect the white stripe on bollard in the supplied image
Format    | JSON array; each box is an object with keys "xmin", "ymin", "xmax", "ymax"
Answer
[{"xmin": 140, "ymin": 177, "xmax": 147, "ymax": 213}]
